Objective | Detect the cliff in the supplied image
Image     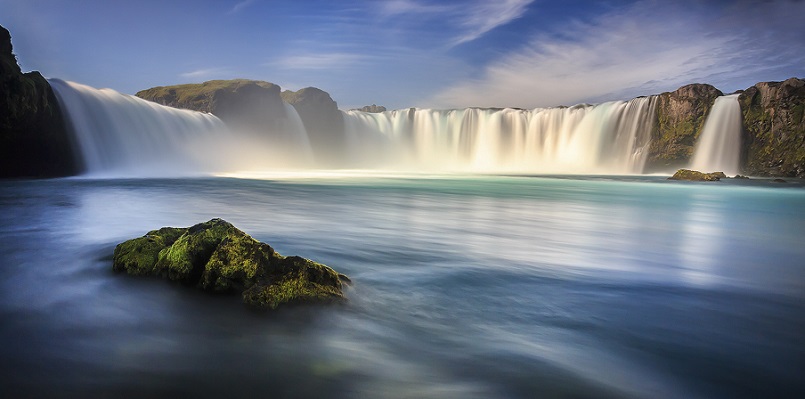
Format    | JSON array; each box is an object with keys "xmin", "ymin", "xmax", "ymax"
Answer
[
  {"xmin": 645, "ymin": 84, "xmax": 723, "ymax": 172},
  {"xmin": 739, "ymin": 78, "xmax": 805, "ymax": 177},
  {"xmin": 281, "ymin": 87, "xmax": 346, "ymax": 166},
  {"xmin": 135, "ymin": 79, "xmax": 289, "ymax": 135},
  {"xmin": 353, "ymin": 104, "xmax": 387, "ymax": 113},
  {"xmin": 0, "ymin": 25, "xmax": 77, "ymax": 178}
]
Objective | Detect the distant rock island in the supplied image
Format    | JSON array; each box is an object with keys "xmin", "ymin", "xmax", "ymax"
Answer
[
  {"xmin": 352, "ymin": 104, "xmax": 387, "ymax": 113},
  {"xmin": 113, "ymin": 218, "xmax": 350, "ymax": 309},
  {"xmin": 0, "ymin": 23, "xmax": 803, "ymax": 178}
]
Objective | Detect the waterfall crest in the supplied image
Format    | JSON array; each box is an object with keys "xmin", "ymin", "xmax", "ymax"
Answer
[
  {"xmin": 689, "ymin": 94, "xmax": 742, "ymax": 175},
  {"xmin": 342, "ymin": 96, "xmax": 657, "ymax": 174},
  {"xmin": 49, "ymin": 79, "xmax": 312, "ymax": 177}
]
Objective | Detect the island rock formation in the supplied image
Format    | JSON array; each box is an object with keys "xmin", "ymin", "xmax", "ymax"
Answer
[
  {"xmin": 113, "ymin": 218, "xmax": 350, "ymax": 309},
  {"xmin": 667, "ymin": 169, "xmax": 727, "ymax": 181},
  {"xmin": 0, "ymin": 25, "xmax": 77, "ymax": 178},
  {"xmin": 353, "ymin": 104, "xmax": 387, "ymax": 113}
]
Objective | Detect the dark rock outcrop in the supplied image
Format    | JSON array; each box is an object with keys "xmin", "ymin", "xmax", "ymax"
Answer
[
  {"xmin": 353, "ymin": 104, "xmax": 386, "ymax": 113},
  {"xmin": 0, "ymin": 24, "xmax": 77, "ymax": 178},
  {"xmin": 739, "ymin": 78, "xmax": 805, "ymax": 178},
  {"xmin": 668, "ymin": 169, "xmax": 726, "ymax": 181},
  {"xmin": 135, "ymin": 79, "xmax": 290, "ymax": 135},
  {"xmin": 646, "ymin": 84, "xmax": 723, "ymax": 172},
  {"xmin": 113, "ymin": 218, "xmax": 349, "ymax": 309},
  {"xmin": 281, "ymin": 87, "xmax": 346, "ymax": 166}
]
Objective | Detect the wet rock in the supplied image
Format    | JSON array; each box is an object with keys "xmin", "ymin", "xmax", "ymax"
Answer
[
  {"xmin": 668, "ymin": 169, "xmax": 725, "ymax": 181},
  {"xmin": 113, "ymin": 219, "xmax": 349, "ymax": 309}
]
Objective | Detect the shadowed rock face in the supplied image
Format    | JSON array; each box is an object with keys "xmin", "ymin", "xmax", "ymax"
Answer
[
  {"xmin": 113, "ymin": 218, "xmax": 349, "ymax": 309},
  {"xmin": 646, "ymin": 84, "xmax": 723, "ymax": 173},
  {"xmin": 0, "ymin": 24, "xmax": 78, "ymax": 178},
  {"xmin": 353, "ymin": 104, "xmax": 387, "ymax": 113},
  {"xmin": 739, "ymin": 78, "xmax": 805, "ymax": 178},
  {"xmin": 136, "ymin": 79, "xmax": 289, "ymax": 135},
  {"xmin": 281, "ymin": 87, "xmax": 346, "ymax": 166}
]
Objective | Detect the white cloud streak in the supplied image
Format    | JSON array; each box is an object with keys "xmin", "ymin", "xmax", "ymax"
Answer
[
  {"xmin": 426, "ymin": 1, "xmax": 805, "ymax": 109},
  {"xmin": 268, "ymin": 52, "xmax": 371, "ymax": 70},
  {"xmin": 377, "ymin": 0, "xmax": 533, "ymax": 47},
  {"xmin": 450, "ymin": 0, "xmax": 533, "ymax": 46},
  {"xmin": 228, "ymin": 0, "xmax": 255, "ymax": 15},
  {"xmin": 179, "ymin": 67, "xmax": 232, "ymax": 79}
]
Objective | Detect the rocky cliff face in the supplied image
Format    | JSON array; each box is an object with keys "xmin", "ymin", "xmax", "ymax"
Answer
[
  {"xmin": 739, "ymin": 78, "xmax": 805, "ymax": 177},
  {"xmin": 281, "ymin": 87, "xmax": 346, "ymax": 166},
  {"xmin": 0, "ymin": 25, "xmax": 77, "ymax": 178},
  {"xmin": 136, "ymin": 79, "xmax": 289, "ymax": 135},
  {"xmin": 353, "ymin": 104, "xmax": 386, "ymax": 113},
  {"xmin": 645, "ymin": 84, "xmax": 723, "ymax": 172}
]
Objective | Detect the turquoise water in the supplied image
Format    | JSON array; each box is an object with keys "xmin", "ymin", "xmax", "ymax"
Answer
[{"xmin": 1, "ymin": 175, "xmax": 803, "ymax": 398}]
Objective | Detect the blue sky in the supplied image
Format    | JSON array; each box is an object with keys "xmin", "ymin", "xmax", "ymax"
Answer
[{"xmin": 2, "ymin": 0, "xmax": 803, "ymax": 110}]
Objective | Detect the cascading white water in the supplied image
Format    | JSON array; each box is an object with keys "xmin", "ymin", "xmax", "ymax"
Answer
[
  {"xmin": 689, "ymin": 94, "xmax": 742, "ymax": 176},
  {"xmin": 342, "ymin": 96, "xmax": 657, "ymax": 174},
  {"xmin": 49, "ymin": 79, "xmax": 313, "ymax": 177}
]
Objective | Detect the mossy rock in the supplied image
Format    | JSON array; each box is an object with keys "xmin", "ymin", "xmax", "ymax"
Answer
[
  {"xmin": 667, "ymin": 169, "xmax": 725, "ymax": 181},
  {"xmin": 113, "ymin": 219, "xmax": 348, "ymax": 309}
]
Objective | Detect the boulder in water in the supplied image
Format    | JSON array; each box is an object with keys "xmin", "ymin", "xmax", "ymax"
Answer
[
  {"xmin": 113, "ymin": 219, "xmax": 349, "ymax": 309},
  {"xmin": 668, "ymin": 169, "xmax": 725, "ymax": 181}
]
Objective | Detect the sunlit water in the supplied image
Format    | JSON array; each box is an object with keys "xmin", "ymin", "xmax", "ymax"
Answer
[{"xmin": 1, "ymin": 175, "xmax": 803, "ymax": 398}]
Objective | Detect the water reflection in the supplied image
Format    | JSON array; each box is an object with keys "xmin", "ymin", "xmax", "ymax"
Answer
[{"xmin": 1, "ymin": 176, "xmax": 803, "ymax": 398}]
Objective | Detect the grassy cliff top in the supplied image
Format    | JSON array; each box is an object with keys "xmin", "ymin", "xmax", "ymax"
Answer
[{"xmin": 136, "ymin": 79, "xmax": 280, "ymax": 104}]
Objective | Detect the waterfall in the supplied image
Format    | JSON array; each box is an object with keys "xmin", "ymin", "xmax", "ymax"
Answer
[
  {"xmin": 342, "ymin": 96, "xmax": 657, "ymax": 174},
  {"xmin": 49, "ymin": 79, "xmax": 312, "ymax": 177},
  {"xmin": 689, "ymin": 94, "xmax": 742, "ymax": 175},
  {"xmin": 50, "ymin": 78, "xmax": 662, "ymax": 176}
]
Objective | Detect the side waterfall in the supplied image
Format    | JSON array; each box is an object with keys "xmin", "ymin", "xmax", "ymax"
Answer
[
  {"xmin": 49, "ymin": 79, "xmax": 312, "ymax": 176},
  {"xmin": 689, "ymin": 94, "xmax": 742, "ymax": 175},
  {"xmin": 342, "ymin": 96, "xmax": 658, "ymax": 174}
]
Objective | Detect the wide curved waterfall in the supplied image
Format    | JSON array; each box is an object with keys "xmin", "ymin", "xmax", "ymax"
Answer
[
  {"xmin": 49, "ymin": 79, "xmax": 312, "ymax": 177},
  {"xmin": 343, "ymin": 96, "xmax": 658, "ymax": 174},
  {"xmin": 690, "ymin": 94, "xmax": 742, "ymax": 175}
]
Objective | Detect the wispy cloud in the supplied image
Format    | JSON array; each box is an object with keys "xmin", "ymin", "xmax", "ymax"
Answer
[
  {"xmin": 179, "ymin": 67, "xmax": 232, "ymax": 79},
  {"xmin": 376, "ymin": 0, "xmax": 533, "ymax": 47},
  {"xmin": 426, "ymin": 1, "xmax": 805, "ymax": 109},
  {"xmin": 268, "ymin": 52, "xmax": 372, "ymax": 70},
  {"xmin": 228, "ymin": 0, "xmax": 255, "ymax": 15},
  {"xmin": 450, "ymin": 0, "xmax": 533, "ymax": 46}
]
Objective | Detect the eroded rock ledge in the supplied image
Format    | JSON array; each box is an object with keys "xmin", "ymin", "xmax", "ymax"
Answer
[
  {"xmin": 113, "ymin": 218, "xmax": 349, "ymax": 309},
  {"xmin": 668, "ymin": 169, "xmax": 727, "ymax": 181}
]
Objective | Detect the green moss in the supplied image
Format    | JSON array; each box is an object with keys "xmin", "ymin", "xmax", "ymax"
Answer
[
  {"xmin": 112, "ymin": 219, "xmax": 348, "ymax": 309},
  {"xmin": 113, "ymin": 227, "xmax": 187, "ymax": 275},
  {"xmin": 154, "ymin": 219, "xmax": 236, "ymax": 282},
  {"xmin": 242, "ymin": 270, "xmax": 344, "ymax": 309},
  {"xmin": 136, "ymin": 79, "xmax": 279, "ymax": 109},
  {"xmin": 668, "ymin": 169, "xmax": 724, "ymax": 181},
  {"xmin": 199, "ymin": 234, "xmax": 277, "ymax": 292}
]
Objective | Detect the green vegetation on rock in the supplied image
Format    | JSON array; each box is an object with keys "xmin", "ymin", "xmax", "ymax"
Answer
[
  {"xmin": 113, "ymin": 218, "xmax": 348, "ymax": 309},
  {"xmin": 667, "ymin": 169, "xmax": 726, "ymax": 181},
  {"xmin": 739, "ymin": 78, "xmax": 805, "ymax": 177},
  {"xmin": 646, "ymin": 84, "xmax": 723, "ymax": 172},
  {"xmin": 136, "ymin": 79, "xmax": 289, "ymax": 135}
]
